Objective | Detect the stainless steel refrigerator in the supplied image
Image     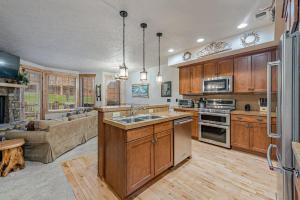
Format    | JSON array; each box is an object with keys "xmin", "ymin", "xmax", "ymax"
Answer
[{"xmin": 267, "ymin": 32, "xmax": 300, "ymax": 200}]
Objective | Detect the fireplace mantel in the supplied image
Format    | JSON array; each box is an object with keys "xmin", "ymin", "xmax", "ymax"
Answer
[{"xmin": 0, "ymin": 83, "xmax": 27, "ymax": 88}]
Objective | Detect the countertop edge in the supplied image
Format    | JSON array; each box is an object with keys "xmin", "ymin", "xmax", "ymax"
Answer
[{"xmin": 103, "ymin": 112, "xmax": 193, "ymax": 130}]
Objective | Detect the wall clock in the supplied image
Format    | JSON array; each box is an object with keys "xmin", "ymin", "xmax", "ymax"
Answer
[{"xmin": 183, "ymin": 52, "xmax": 192, "ymax": 61}]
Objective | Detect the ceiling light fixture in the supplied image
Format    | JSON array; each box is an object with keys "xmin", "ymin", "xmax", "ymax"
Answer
[
  {"xmin": 118, "ymin": 10, "xmax": 129, "ymax": 80},
  {"xmin": 168, "ymin": 48, "xmax": 174, "ymax": 53},
  {"xmin": 156, "ymin": 32, "xmax": 163, "ymax": 83},
  {"xmin": 197, "ymin": 38, "xmax": 205, "ymax": 43},
  {"xmin": 237, "ymin": 23, "xmax": 248, "ymax": 29},
  {"xmin": 140, "ymin": 23, "xmax": 148, "ymax": 81}
]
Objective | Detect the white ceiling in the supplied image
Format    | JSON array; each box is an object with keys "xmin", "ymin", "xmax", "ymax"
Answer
[{"xmin": 0, "ymin": 0, "xmax": 273, "ymax": 72}]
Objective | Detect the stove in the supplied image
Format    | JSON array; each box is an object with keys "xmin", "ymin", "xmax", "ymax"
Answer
[{"xmin": 198, "ymin": 99, "xmax": 236, "ymax": 148}]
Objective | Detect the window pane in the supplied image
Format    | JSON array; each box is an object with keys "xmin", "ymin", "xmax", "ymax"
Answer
[
  {"xmin": 24, "ymin": 70, "xmax": 41, "ymax": 120},
  {"xmin": 81, "ymin": 76, "xmax": 95, "ymax": 107},
  {"xmin": 48, "ymin": 74, "xmax": 77, "ymax": 111}
]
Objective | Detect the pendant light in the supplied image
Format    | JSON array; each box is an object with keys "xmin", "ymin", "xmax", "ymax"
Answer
[
  {"xmin": 140, "ymin": 23, "xmax": 148, "ymax": 81},
  {"xmin": 118, "ymin": 11, "xmax": 129, "ymax": 80},
  {"xmin": 156, "ymin": 32, "xmax": 163, "ymax": 82}
]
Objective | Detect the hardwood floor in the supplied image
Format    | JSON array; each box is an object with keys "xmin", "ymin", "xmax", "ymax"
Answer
[{"xmin": 61, "ymin": 141, "xmax": 277, "ymax": 200}]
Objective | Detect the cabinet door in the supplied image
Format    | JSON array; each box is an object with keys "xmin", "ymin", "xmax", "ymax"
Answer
[
  {"xmin": 191, "ymin": 116, "xmax": 199, "ymax": 139},
  {"xmin": 154, "ymin": 130, "xmax": 173, "ymax": 176},
  {"xmin": 179, "ymin": 67, "xmax": 191, "ymax": 94},
  {"xmin": 249, "ymin": 123, "xmax": 271, "ymax": 154},
  {"xmin": 231, "ymin": 120, "xmax": 250, "ymax": 150},
  {"xmin": 126, "ymin": 135, "xmax": 154, "ymax": 195},
  {"xmin": 234, "ymin": 56, "xmax": 252, "ymax": 93},
  {"xmin": 203, "ymin": 62, "xmax": 217, "ymax": 79},
  {"xmin": 251, "ymin": 52, "xmax": 271, "ymax": 92},
  {"xmin": 217, "ymin": 58, "xmax": 233, "ymax": 77},
  {"xmin": 190, "ymin": 65, "xmax": 203, "ymax": 94}
]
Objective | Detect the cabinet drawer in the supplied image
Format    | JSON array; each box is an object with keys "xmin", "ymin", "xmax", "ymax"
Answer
[
  {"xmin": 154, "ymin": 121, "xmax": 173, "ymax": 133},
  {"xmin": 231, "ymin": 114, "xmax": 268, "ymax": 123},
  {"xmin": 127, "ymin": 126, "xmax": 154, "ymax": 142}
]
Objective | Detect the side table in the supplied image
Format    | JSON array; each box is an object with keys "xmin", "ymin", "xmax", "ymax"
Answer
[{"xmin": 0, "ymin": 139, "xmax": 25, "ymax": 177}]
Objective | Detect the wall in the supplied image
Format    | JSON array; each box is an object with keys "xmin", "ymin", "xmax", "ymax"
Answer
[
  {"xmin": 125, "ymin": 65, "xmax": 181, "ymax": 106},
  {"xmin": 168, "ymin": 24, "xmax": 275, "ymax": 66}
]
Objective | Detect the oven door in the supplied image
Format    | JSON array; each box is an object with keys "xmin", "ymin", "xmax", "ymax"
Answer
[
  {"xmin": 199, "ymin": 122, "xmax": 230, "ymax": 148},
  {"xmin": 199, "ymin": 112, "xmax": 230, "ymax": 126},
  {"xmin": 203, "ymin": 76, "xmax": 232, "ymax": 93}
]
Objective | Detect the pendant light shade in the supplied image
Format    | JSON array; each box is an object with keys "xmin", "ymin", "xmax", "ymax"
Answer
[
  {"xmin": 118, "ymin": 10, "xmax": 129, "ymax": 80},
  {"xmin": 140, "ymin": 23, "xmax": 148, "ymax": 81},
  {"xmin": 156, "ymin": 32, "xmax": 163, "ymax": 82}
]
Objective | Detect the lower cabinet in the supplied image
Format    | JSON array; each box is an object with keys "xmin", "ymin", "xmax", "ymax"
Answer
[
  {"xmin": 231, "ymin": 120, "xmax": 250, "ymax": 150},
  {"xmin": 126, "ymin": 135, "xmax": 155, "ymax": 195},
  {"xmin": 249, "ymin": 123, "xmax": 271, "ymax": 154},
  {"xmin": 231, "ymin": 114, "xmax": 275, "ymax": 155},
  {"xmin": 154, "ymin": 130, "xmax": 173, "ymax": 176},
  {"xmin": 125, "ymin": 122, "xmax": 173, "ymax": 196}
]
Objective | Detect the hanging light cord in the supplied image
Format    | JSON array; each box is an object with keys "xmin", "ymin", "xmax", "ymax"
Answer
[
  {"xmin": 143, "ymin": 27, "xmax": 145, "ymax": 71},
  {"xmin": 122, "ymin": 15, "xmax": 125, "ymax": 66},
  {"xmin": 158, "ymin": 35, "xmax": 161, "ymax": 74}
]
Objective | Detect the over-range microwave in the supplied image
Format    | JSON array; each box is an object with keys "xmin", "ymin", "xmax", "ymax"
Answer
[{"xmin": 202, "ymin": 76, "xmax": 233, "ymax": 93}]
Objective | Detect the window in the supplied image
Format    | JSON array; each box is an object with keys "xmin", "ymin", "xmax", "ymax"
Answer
[
  {"xmin": 79, "ymin": 74, "xmax": 96, "ymax": 107},
  {"xmin": 22, "ymin": 67, "xmax": 42, "ymax": 120},
  {"xmin": 47, "ymin": 74, "xmax": 77, "ymax": 111}
]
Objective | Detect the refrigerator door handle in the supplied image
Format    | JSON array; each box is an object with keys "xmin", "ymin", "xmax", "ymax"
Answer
[
  {"xmin": 267, "ymin": 60, "xmax": 281, "ymax": 138},
  {"xmin": 267, "ymin": 144, "xmax": 283, "ymax": 173}
]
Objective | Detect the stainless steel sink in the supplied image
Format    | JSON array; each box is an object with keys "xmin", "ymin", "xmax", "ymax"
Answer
[{"xmin": 115, "ymin": 115, "xmax": 163, "ymax": 124}]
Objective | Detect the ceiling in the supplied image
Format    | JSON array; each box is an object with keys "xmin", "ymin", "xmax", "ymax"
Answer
[{"xmin": 0, "ymin": 0, "xmax": 273, "ymax": 72}]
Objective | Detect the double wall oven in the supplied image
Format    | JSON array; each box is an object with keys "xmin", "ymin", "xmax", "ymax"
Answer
[{"xmin": 198, "ymin": 99, "xmax": 235, "ymax": 148}]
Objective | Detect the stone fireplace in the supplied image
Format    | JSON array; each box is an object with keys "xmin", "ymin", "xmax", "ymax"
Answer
[{"xmin": 0, "ymin": 86, "xmax": 25, "ymax": 124}]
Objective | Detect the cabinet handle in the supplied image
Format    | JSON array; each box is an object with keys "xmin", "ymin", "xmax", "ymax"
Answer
[
  {"xmin": 257, "ymin": 118, "xmax": 263, "ymax": 122},
  {"xmin": 151, "ymin": 138, "xmax": 155, "ymax": 144}
]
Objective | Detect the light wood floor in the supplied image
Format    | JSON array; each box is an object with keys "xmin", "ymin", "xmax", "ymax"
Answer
[{"xmin": 61, "ymin": 141, "xmax": 277, "ymax": 200}]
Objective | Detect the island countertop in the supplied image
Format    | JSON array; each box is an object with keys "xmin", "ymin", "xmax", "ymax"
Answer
[
  {"xmin": 103, "ymin": 111, "xmax": 192, "ymax": 130},
  {"xmin": 95, "ymin": 104, "xmax": 169, "ymax": 112}
]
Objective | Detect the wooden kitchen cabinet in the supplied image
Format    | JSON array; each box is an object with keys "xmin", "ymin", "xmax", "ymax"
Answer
[
  {"xmin": 190, "ymin": 65, "xmax": 203, "ymax": 94},
  {"xmin": 179, "ymin": 65, "xmax": 203, "ymax": 95},
  {"xmin": 126, "ymin": 135, "xmax": 154, "ymax": 195},
  {"xmin": 203, "ymin": 62, "xmax": 217, "ymax": 79},
  {"xmin": 234, "ymin": 51, "xmax": 271, "ymax": 93},
  {"xmin": 231, "ymin": 120, "xmax": 250, "ymax": 150},
  {"xmin": 249, "ymin": 122, "xmax": 271, "ymax": 154},
  {"xmin": 234, "ymin": 55, "xmax": 252, "ymax": 93},
  {"xmin": 251, "ymin": 52, "xmax": 271, "ymax": 93},
  {"xmin": 217, "ymin": 58, "xmax": 234, "ymax": 77},
  {"xmin": 179, "ymin": 67, "xmax": 191, "ymax": 94},
  {"xmin": 154, "ymin": 130, "xmax": 173, "ymax": 176},
  {"xmin": 231, "ymin": 114, "xmax": 275, "ymax": 155}
]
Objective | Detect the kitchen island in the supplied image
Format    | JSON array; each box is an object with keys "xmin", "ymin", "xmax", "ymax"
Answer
[{"xmin": 96, "ymin": 106, "xmax": 192, "ymax": 200}]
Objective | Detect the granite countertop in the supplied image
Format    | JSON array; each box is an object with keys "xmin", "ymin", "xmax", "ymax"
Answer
[
  {"xmin": 173, "ymin": 107, "xmax": 199, "ymax": 112},
  {"xmin": 293, "ymin": 142, "xmax": 300, "ymax": 165},
  {"xmin": 103, "ymin": 111, "xmax": 192, "ymax": 130},
  {"xmin": 95, "ymin": 104, "xmax": 169, "ymax": 112},
  {"xmin": 231, "ymin": 110, "xmax": 277, "ymax": 117}
]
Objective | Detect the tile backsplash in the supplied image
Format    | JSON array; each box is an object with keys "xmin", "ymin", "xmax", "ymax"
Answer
[{"xmin": 183, "ymin": 93, "xmax": 277, "ymax": 112}]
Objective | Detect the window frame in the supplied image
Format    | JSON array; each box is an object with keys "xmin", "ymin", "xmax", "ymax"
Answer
[{"xmin": 79, "ymin": 74, "xmax": 96, "ymax": 107}]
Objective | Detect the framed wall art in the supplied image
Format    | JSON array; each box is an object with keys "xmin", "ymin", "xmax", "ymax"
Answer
[
  {"xmin": 132, "ymin": 84, "xmax": 149, "ymax": 98},
  {"xmin": 161, "ymin": 81, "xmax": 172, "ymax": 97}
]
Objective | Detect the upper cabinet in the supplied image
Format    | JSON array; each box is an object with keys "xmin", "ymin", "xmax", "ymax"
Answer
[
  {"xmin": 179, "ymin": 64, "xmax": 203, "ymax": 95},
  {"xmin": 203, "ymin": 58, "xmax": 233, "ymax": 79},
  {"xmin": 218, "ymin": 58, "xmax": 234, "ymax": 77},
  {"xmin": 179, "ymin": 48, "xmax": 277, "ymax": 95},
  {"xmin": 203, "ymin": 62, "xmax": 217, "ymax": 79},
  {"xmin": 234, "ymin": 51, "xmax": 271, "ymax": 93}
]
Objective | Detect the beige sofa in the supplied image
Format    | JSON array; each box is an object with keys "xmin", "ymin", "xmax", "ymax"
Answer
[{"xmin": 5, "ymin": 111, "xmax": 98, "ymax": 163}]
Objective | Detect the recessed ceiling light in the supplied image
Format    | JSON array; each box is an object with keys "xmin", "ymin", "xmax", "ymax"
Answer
[
  {"xmin": 168, "ymin": 48, "xmax": 174, "ymax": 53},
  {"xmin": 197, "ymin": 38, "xmax": 205, "ymax": 43},
  {"xmin": 237, "ymin": 23, "xmax": 248, "ymax": 29}
]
